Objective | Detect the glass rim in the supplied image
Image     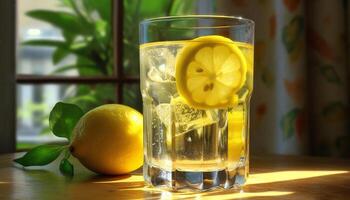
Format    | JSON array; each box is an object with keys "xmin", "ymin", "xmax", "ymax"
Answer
[{"xmin": 140, "ymin": 15, "xmax": 254, "ymax": 28}]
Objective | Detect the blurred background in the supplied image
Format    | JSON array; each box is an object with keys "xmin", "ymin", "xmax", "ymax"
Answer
[{"xmin": 1, "ymin": 0, "xmax": 349, "ymax": 157}]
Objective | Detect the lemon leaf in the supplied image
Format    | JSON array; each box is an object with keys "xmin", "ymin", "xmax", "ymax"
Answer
[
  {"xmin": 59, "ymin": 158, "xmax": 74, "ymax": 177},
  {"xmin": 49, "ymin": 102, "xmax": 84, "ymax": 141},
  {"xmin": 13, "ymin": 145, "xmax": 63, "ymax": 166}
]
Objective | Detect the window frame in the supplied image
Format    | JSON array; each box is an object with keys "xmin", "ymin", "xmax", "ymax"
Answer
[{"xmin": 0, "ymin": 0, "xmax": 16, "ymax": 153}]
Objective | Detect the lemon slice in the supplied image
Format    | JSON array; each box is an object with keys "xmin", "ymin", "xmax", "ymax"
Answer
[
  {"xmin": 228, "ymin": 110, "xmax": 245, "ymax": 163},
  {"xmin": 175, "ymin": 35, "xmax": 247, "ymax": 109}
]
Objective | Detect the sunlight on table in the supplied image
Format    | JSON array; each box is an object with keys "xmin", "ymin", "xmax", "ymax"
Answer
[
  {"xmin": 247, "ymin": 170, "xmax": 348, "ymax": 184},
  {"xmin": 91, "ymin": 169, "xmax": 349, "ymax": 199}
]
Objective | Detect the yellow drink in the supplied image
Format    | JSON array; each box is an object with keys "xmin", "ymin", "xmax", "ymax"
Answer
[{"xmin": 140, "ymin": 40, "xmax": 253, "ymax": 190}]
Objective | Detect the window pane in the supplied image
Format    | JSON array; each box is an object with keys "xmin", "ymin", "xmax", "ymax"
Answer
[
  {"xmin": 123, "ymin": 84, "xmax": 142, "ymax": 112},
  {"xmin": 16, "ymin": 83, "xmax": 117, "ymax": 150},
  {"xmin": 17, "ymin": 0, "xmax": 114, "ymax": 77}
]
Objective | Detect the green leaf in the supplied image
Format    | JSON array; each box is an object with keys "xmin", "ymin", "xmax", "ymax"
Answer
[
  {"xmin": 280, "ymin": 108, "xmax": 301, "ymax": 139},
  {"xmin": 51, "ymin": 64, "xmax": 102, "ymax": 75},
  {"xmin": 22, "ymin": 40, "xmax": 90, "ymax": 60},
  {"xmin": 82, "ymin": 0, "xmax": 112, "ymax": 22},
  {"xmin": 95, "ymin": 20, "xmax": 108, "ymax": 40},
  {"xmin": 26, "ymin": 10, "xmax": 91, "ymax": 35},
  {"xmin": 51, "ymin": 65, "xmax": 77, "ymax": 74},
  {"xmin": 22, "ymin": 39, "xmax": 67, "ymax": 47},
  {"xmin": 60, "ymin": 0, "xmax": 73, "ymax": 7},
  {"xmin": 14, "ymin": 145, "xmax": 63, "ymax": 167},
  {"xmin": 67, "ymin": 94, "xmax": 98, "ymax": 108},
  {"xmin": 67, "ymin": 86, "xmax": 99, "ymax": 112},
  {"xmin": 320, "ymin": 65, "xmax": 342, "ymax": 85},
  {"xmin": 169, "ymin": 0, "xmax": 196, "ymax": 15},
  {"xmin": 49, "ymin": 102, "xmax": 84, "ymax": 141},
  {"xmin": 59, "ymin": 158, "xmax": 74, "ymax": 177},
  {"xmin": 53, "ymin": 48, "xmax": 70, "ymax": 64},
  {"xmin": 76, "ymin": 57, "xmax": 107, "ymax": 76},
  {"xmin": 139, "ymin": 0, "xmax": 171, "ymax": 17},
  {"xmin": 62, "ymin": 31, "xmax": 75, "ymax": 44},
  {"xmin": 94, "ymin": 85, "xmax": 116, "ymax": 101}
]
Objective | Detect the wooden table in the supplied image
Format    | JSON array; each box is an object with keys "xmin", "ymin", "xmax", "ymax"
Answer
[{"xmin": 0, "ymin": 154, "xmax": 350, "ymax": 200}]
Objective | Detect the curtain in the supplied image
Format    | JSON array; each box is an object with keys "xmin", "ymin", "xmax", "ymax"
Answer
[{"xmin": 217, "ymin": 0, "xmax": 350, "ymax": 157}]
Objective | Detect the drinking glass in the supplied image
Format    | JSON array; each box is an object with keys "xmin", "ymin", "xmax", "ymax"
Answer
[{"xmin": 140, "ymin": 15, "xmax": 254, "ymax": 191}]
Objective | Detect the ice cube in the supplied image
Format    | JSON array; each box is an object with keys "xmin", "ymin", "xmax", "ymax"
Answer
[
  {"xmin": 155, "ymin": 103, "xmax": 171, "ymax": 129},
  {"xmin": 147, "ymin": 67, "xmax": 165, "ymax": 82},
  {"xmin": 154, "ymin": 103, "xmax": 173, "ymax": 149},
  {"xmin": 145, "ymin": 47, "xmax": 176, "ymax": 82},
  {"xmin": 146, "ymin": 81, "xmax": 177, "ymax": 104},
  {"xmin": 171, "ymin": 97, "xmax": 217, "ymax": 135}
]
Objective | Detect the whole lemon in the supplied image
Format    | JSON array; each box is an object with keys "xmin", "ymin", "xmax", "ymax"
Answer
[{"xmin": 70, "ymin": 104, "xmax": 143, "ymax": 175}]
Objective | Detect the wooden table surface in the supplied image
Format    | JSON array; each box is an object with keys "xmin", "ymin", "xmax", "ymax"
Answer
[{"xmin": 0, "ymin": 154, "xmax": 350, "ymax": 200}]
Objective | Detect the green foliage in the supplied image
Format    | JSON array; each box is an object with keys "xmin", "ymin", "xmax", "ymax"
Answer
[
  {"xmin": 15, "ymin": 0, "xmax": 197, "ymax": 176},
  {"xmin": 60, "ymin": 150, "xmax": 74, "ymax": 177},
  {"xmin": 22, "ymin": 0, "xmax": 115, "ymax": 137},
  {"xmin": 21, "ymin": 0, "xmax": 195, "ymax": 140},
  {"xmin": 24, "ymin": 0, "xmax": 113, "ymax": 77},
  {"xmin": 14, "ymin": 145, "xmax": 64, "ymax": 166},
  {"xmin": 169, "ymin": 0, "xmax": 197, "ymax": 15},
  {"xmin": 60, "ymin": 158, "xmax": 74, "ymax": 176},
  {"xmin": 49, "ymin": 102, "xmax": 84, "ymax": 141},
  {"xmin": 15, "ymin": 102, "xmax": 84, "ymax": 177},
  {"xmin": 27, "ymin": 10, "xmax": 92, "ymax": 35},
  {"xmin": 23, "ymin": 0, "xmax": 196, "ymax": 105}
]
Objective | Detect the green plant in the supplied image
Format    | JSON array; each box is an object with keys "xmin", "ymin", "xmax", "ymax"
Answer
[
  {"xmin": 15, "ymin": 102, "xmax": 84, "ymax": 176},
  {"xmin": 24, "ymin": 0, "xmax": 115, "ymax": 112},
  {"xmin": 14, "ymin": 0, "xmax": 197, "ymax": 174},
  {"xmin": 20, "ymin": 0, "xmax": 195, "ymax": 141},
  {"xmin": 24, "ymin": 0, "xmax": 195, "ymax": 111},
  {"xmin": 25, "ymin": 0, "xmax": 113, "ymax": 76}
]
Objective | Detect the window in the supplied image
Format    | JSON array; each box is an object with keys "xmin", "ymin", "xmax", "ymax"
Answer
[
  {"xmin": 15, "ymin": 0, "xmax": 196, "ymax": 150},
  {"xmin": 16, "ymin": 0, "xmax": 139, "ymax": 150}
]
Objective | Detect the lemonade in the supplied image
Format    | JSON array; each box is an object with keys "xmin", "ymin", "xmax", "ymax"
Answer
[{"xmin": 140, "ymin": 39, "xmax": 253, "ymax": 190}]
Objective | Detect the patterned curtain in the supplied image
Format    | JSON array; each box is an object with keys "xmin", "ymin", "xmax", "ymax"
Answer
[{"xmin": 217, "ymin": 0, "xmax": 350, "ymax": 157}]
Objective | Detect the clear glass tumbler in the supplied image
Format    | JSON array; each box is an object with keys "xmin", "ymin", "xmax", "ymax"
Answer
[{"xmin": 140, "ymin": 15, "xmax": 254, "ymax": 191}]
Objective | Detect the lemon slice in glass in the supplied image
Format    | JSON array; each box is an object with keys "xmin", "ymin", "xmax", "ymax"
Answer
[
  {"xmin": 175, "ymin": 35, "xmax": 247, "ymax": 109},
  {"xmin": 228, "ymin": 110, "xmax": 245, "ymax": 163}
]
